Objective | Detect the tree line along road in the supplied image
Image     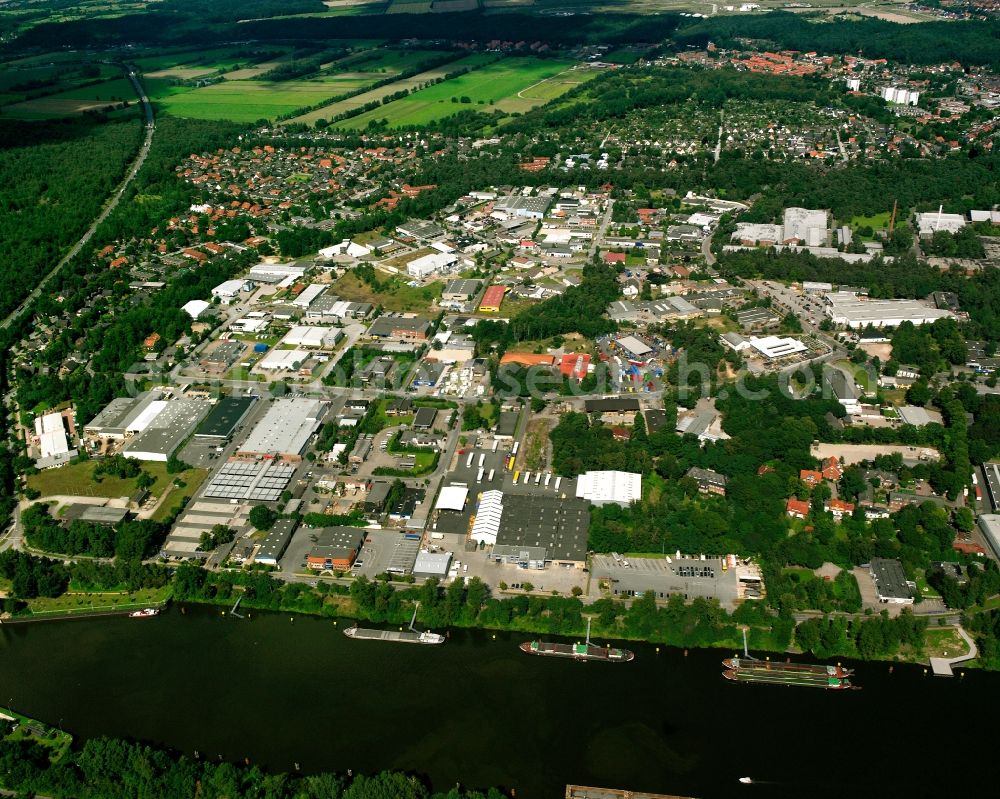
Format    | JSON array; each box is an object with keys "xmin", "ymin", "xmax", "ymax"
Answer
[{"xmin": 0, "ymin": 66, "xmax": 155, "ymax": 331}]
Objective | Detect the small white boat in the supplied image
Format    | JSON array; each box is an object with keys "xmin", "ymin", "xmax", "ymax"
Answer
[
  {"xmin": 739, "ymin": 777, "xmax": 753, "ymax": 785},
  {"xmin": 129, "ymin": 608, "xmax": 160, "ymax": 618}
]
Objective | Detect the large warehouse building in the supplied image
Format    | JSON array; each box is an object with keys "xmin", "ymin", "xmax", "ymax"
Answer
[
  {"xmin": 123, "ymin": 398, "xmax": 209, "ymax": 462},
  {"xmin": 236, "ymin": 398, "xmax": 326, "ymax": 461},
  {"xmin": 470, "ymin": 491, "xmax": 589, "ymax": 569},
  {"xmin": 824, "ymin": 293, "xmax": 956, "ymax": 329},
  {"xmin": 575, "ymin": 471, "xmax": 642, "ymax": 507},
  {"xmin": 195, "ymin": 396, "xmax": 256, "ymax": 441}
]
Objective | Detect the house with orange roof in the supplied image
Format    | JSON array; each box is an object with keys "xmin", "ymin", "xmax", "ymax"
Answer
[
  {"xmin": 786, "ymin": 499, "xmax": 810, "ymax": 519},
  {"xmin": 825, "ymin": 499, "xmax": 855, "ymax": 519},
  {"xmin": 800, "ymin": 469, "xmax": 823, "ymax": 487},
  {"xmin": 821, "ymin": 457, "xmax": 843, "ymax": 481}
]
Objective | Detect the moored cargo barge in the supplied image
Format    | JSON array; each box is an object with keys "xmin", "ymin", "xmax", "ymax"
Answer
[
  {"xmin": 723, "ymin": 657, "xmax": 853, "ymax": 678},
  {"xmin": 520, "ymin": 640, "xmax": 634, "ymax": 662},
  {"xmin": 723, "ymin": 668, "xmax": 857, "ymax": 690}
]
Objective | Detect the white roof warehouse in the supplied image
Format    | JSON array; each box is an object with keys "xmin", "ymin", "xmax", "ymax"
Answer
[
  {"xmin": 237, "ymin": 398, "xmax": 326, "ymax": 461},
  {"xmin": 824, "ymin": 293, "xmax": 956, "ymax": 329}
]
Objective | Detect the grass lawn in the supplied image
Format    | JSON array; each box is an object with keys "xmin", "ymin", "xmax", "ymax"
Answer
[
  {"xmin": 287, "ymin": 53, "xmax": 484, "ymax": 126},
  {"xmin": 342, "ymin": 57, "xmax": 577, "ymax": 128},
  {"xmin": 25, "ymin": 585, "xmax": 172, "ymax": 617},
  {"xmin": 915, "ymin": 571, "xmax": 942, "ymax": 599},
  {"xmin": 923, "ymin": 627, "xmax": 970, "ymax": 659},
  {"xmin": 1, "ymin": 706, "xmax": 73, "ymax": 762},
  {"xmin": 27, "ymin": 460, "xmax": 204, "ymax": 501},
  {"xmin": 332, "ymin": 271, "xmax": 442, "ymax": 312},
  {"xmin": 150, "ymin": 467, "xmax": 209, "ymax": 522},
  {"xmin": 155, "ymin": 79, "xmax": 360, "ymax": 122},
  {"xmin": 833, "ymin": 360, "xmax": 872, "ymax": 392}
]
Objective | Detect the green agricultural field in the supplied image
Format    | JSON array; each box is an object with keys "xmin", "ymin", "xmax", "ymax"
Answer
[
  {"xmin": 340, "ymin": 57, "xmax": 579, "ymax": 129},
  {"xmin": 494, "ymin": 63, "xmax": 600, "ymax": 114},
  {"xmin": 2, "ymin": 76, "xmax": 187, "ymax": 118},
  {"xmin": 287, "ymin": 53, "xmax": 485, "ymax": 126},
  {"xmin": 156, "ymin": 79, "xmax": 361, "ymax": 122}
]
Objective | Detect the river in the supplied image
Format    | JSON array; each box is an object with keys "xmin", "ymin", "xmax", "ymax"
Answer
[{"xmin": 0, "ymin": 605, "xmax": 993, "ymax": 798}]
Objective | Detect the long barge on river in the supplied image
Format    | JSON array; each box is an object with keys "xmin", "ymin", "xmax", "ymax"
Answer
[
  {"xmin": 521, "ymin": 618, "xmax": 634, "ymax": 663},
  {"xmin": 723, "ymin": 668, "xmax": 856, "ymax": 690},
  {"xmin": 722, "ymin": 628, "xmax": 859, "ymax": 689},
  {"xmin": 723, "ymin": 657, "xmax": 853, "ymax": 678},
  {"xmin": 343, "ymin": 604, "xmax": 444, "ymax": 645}
]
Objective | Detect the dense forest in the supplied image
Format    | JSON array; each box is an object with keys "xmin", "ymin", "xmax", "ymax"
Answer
[
  {"xmin": 0, "ymin": 734, "xmax": 506, "ymax": 799},
  {"xmin": 0, "ymin": 116, "xmax": 141, "ymax": 320},
  {"xmin": 8, "ymin": 5, "xmax": 999, "ymax": 70}
]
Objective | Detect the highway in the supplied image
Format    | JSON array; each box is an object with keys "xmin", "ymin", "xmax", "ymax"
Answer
[{"xmin": 0, "ymin": 65, "xmax": 155, "ymax": 332}]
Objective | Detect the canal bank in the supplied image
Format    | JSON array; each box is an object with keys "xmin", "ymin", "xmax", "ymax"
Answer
[{"xmin": 1, "ymin": 604, "xmax": 996, "ymax": 798}]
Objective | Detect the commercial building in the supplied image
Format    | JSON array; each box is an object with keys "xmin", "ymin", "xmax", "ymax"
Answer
[
  {"xmin": 258, "ymin": 349, "xmax": 311, "ymax": 371},
  {"xmin": 487, "ymin": 494, "xmax": 590, "ymax": 569},
  {"xmin": 212, "ymin": 279, "xmax": 248, "ymax": 301},
  {"xmin": 575, "ymin": 471, "xmax": 642, "ymax": 507},
  {"xmin": 435, "ymin": 485, "xmax": 469, "ymax": 512},
  {"xmin": 368, "ymin": 316, "xmax": 431, "ymax": 340},
  {"xmin": 736, "ymin": 307, "xmax": 780, "ymax": 330},
  {"xmin": 584, "ymin": 397, "xmax": 641, "ymax": 426},
  {"xmin": 614, "ymin": 335, "xmax": 653, "ymax": 361},
  {"xmin": 782, "ymin": 207, "xmax": 828, "ymax": 246},
  {"xmin": 825, "ymin": 369, "xmax": 861, "ymax": 414},
  {"xmin": 123, "ymin": 398, "xmax": 209, "ymax": 462},
  {"xmin": 897, "ymin": 405, "xmax": 943, "ymax": 428},
  {"xmin": 249, "ymin": 262, "xmax": 308, "ymax": 284},
  {"xmin": 413, "ymin": 549, "xmax": 453, "ymax": 578},
  {"xmin": 255, "ymin": 519, "xmax": 298, "ymax": 566},
  {"xmin": 915, "ymin": 210, "xmax": 966, "ymax": 236},
  {"xmin": 686, "ymin": 467, "xmax": 728, "ymax": 496},
  {"xmin": 203, "ymin": 459, "xmax": 295, "ymax": 502},
  {"xmin": 978, "ymin": 515, "xmax": 1000, "ymax": 560},
  {"xmin": 195, "ymin": 396, "xmax": 256, "ymax": 441},
  {"xmin": 478, "ymin": 285, "xmax": 506, "ymax": 313},
  {"xmin": 305, "ymin": 295, "xmax": 374, "ymax": 323},
  {"xmin": 85, "ymin": 391, "xmax": 168, "ymax": 440},
  {"xmin": 291, "ymin": 284, "xmax": 326, "ymax": 309},
  {"xmin": 494, "ymin": 410, "xmax": 519, "ymax": 440},
  {"xmin": 281, "ymin": 326, "xmax": 343, "ymax": 349},
  {"xmin": 407, "ymin": 252, "xmax": 458, "ymax": 279},
  {"xmin": 182, "ymin": 299, "xmax": 211, "ymax": 319},
  {"xmin": 869, "ymin": 557, "xmax": 915, "ymax": 604},
  {"xmin": 413, "ymin": 406, "xmax": 438, "ymax": 430},
  {"xmin": 34, "ymin": 411, "xmax": 76, "ymax": 467},
  {"xmin": 746, "ymin": 336, "xmax": 807, "ymax": 360},
  {"xmin": 236, "ymin": 398, "xmax": 326, "ymax": 460},
  {"xmin": 824, "ymin": 292, "xmax": 955, "ymax": 329},
  {"xmin": 442, "ymin": 279, "xmax": 482, "ymax": 301},
  {"xmin": 306, "ymin": 526, "xmax": 366, "ymax": 571},
  {"xmin": 493, "ymin": 195, "xmax": 551, "ymax": 220}
]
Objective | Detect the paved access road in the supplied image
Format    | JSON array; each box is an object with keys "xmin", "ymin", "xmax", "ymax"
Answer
[{"xmin": 0, "ymin": 66, "xmax": 155, "ymax": 331}]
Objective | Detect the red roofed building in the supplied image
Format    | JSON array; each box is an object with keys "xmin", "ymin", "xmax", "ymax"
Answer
[
  {"xmin": 604, "ymin": 252, "xmax": 627, "ymax": 264},
  {"xmin": 825, "ymin": 499, "xmax": 855, "ymax": 518},
  {"xmin": 821, "ymin": 456, "xmax": 843, "ymax": 481},
  {"xmin": 786, "ymin": 499, "xmax": 810, "ymax": 519},
  {"xmin": 500, "ymin": 352, "xmax": 555, "ymax": 368},
  {"xmin": 800, "ymin": 469, "xmax": 823, "ymax": 487},
  {"xmin": 478, "ymin": 284, "xmax": 506, "ymax": 313},
  {"xmin": 953, "ymin": 541, "xmax": 986, "ymax": 556},
  {"xmin": 559, "ymin": 353, "xmax": 591, "ymax": 380}
]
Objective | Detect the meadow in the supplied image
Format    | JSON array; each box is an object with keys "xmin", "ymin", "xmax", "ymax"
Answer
[
  {"xmin": 287, "ymin": 52, "xmax": 489, "ymax": 126},
  {"xmin": 338, "ymin": 57, "xmax": 580, "ymax": 128},
  {"xmin": 154, "ymin": 79, "xmax": 358, "ymax": 122}
]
